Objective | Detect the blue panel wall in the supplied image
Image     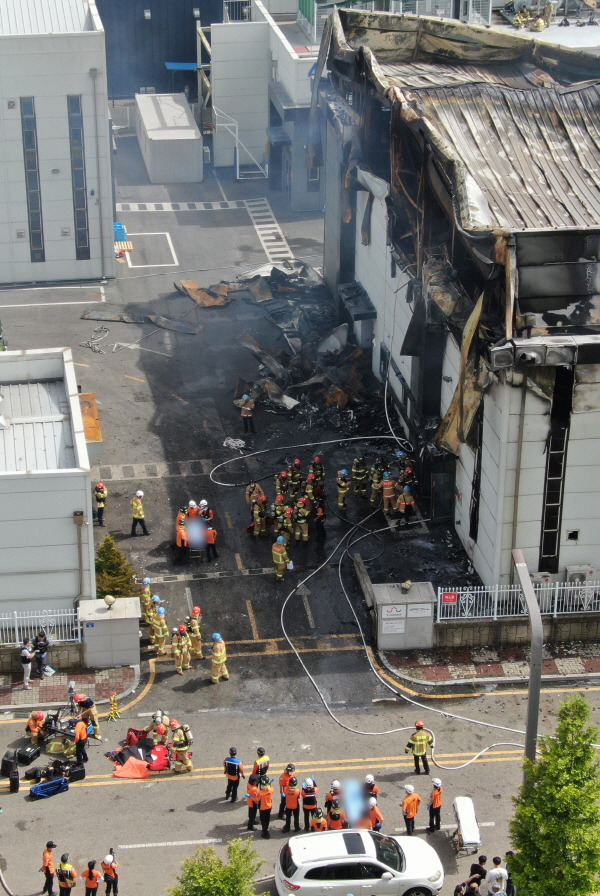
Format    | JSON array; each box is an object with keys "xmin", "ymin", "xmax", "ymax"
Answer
[{"xmin": 97, "ymin": 0, "xmax": 222, "ymax": 99}]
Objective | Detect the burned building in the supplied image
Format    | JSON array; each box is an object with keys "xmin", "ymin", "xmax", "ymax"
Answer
[{"xmin": 315, "ymin": 11, "xmax": 600, "ymax": 585}]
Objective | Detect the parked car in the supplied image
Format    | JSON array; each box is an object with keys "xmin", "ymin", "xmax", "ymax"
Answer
[{"xmin": 275, "ymin": 829, "xmax": 444, "ymax": 896}]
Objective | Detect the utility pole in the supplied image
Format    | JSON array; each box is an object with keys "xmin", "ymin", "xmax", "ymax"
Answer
[{"xmin": 511, "ymin": 548, "xmax": 543, "ymax": 768}]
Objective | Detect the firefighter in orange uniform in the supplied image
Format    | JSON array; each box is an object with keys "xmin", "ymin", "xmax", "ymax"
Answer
[
  {"xmin": 282, "ymin": 775, "xmax": 302, "ymax": 832},
  {"xmin": 258, "ymin": 775, "xmax": 274, "ymax": 838},
  {"xmin": 310, "ymin": 807, "xmax": 328, "ymax": 831},
  {"xmin": 278, "ymin": 763, "xmax": 296, "ymax": 819}
]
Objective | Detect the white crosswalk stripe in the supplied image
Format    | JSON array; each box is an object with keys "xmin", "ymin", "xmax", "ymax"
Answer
[
  {"xmin": 244, "ymin": 198, "xmax": 294, "ymax": 264},
  {"xmin": 115, "ymin": 201, "xmax": 246, "ymax": 212},
  {"xmin": 91, "ymin": 459, "xmax": 214, "ymax": 482}
]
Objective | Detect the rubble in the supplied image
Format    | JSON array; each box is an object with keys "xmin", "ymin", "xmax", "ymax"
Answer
[
  {"xmin": 81, "ymin": 309, "xmax": 201, "ymax": 334},
  {"xmin": 174, "ymin": 280, "xmax": 232, "ymax": 307}
]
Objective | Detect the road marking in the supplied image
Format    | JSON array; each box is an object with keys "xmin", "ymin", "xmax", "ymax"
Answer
[
  {"xmin": 185, "ymin": 587, "xmax": 192, "ymax": 615},
  {"xmin": 203, "ymin": 420, "xmax": 210, "ymax": 434},
  {"xmin": 91, "ymin": 459, "xmax": 214, "ymax": 481},
  {"xmin": 113, "ymin": 342, "xmax": 172, "ymax": 358},
  {"xmin": 214, "ymin": 170, "xmax": 228, "ymax": 202},
  {"xmin": 0, "ymin": 300, "xmax": 101, "ymax": 308},
  {"xmin": 246, "ymin": 599, "xmax": 260, "ymax": 640},
  {"xmin": 297, "ymin": 584, "xmax": 315, "ymax": 629},
  {"xmin": 124, "ymin": 375, "xmax": 146, "ymax": 383},
  {"xmin": 225, "ymin": 512, "xmax": 233, "ymax": 530},
  {"xmin": 74, "ymin": 362, "xmax": 90, "ymax": 368},
  {"xmin": 125, "ymin": 232, "xmax": 179, "ymax": 268},
  {"xmin": 235, "ymin": 553, "xmax": 244, "ymax": 571},
  {"xmin": 118, "ymin": 839, "xmax": 222, "ymax": 849},
  {"xmin": 172, "ymin": 393, "xmax": 189, "ymax": 404},
  {"xmin": 244, "ymin": 199, "xmax": 294, "ymax": 264}
]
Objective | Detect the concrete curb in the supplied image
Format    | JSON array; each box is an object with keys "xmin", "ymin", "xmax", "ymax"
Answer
[{"xmin": 0, "ymin": 664, "xmax": 140, "ymax": 715}]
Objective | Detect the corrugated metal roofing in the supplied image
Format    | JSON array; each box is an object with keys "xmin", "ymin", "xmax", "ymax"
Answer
[
  {"xmin": 378, "ymin": 61, "xmax": 558, "ymax": 91},
  {"xmin": 0, "ymin": 381, "xmax": 76, "ymax": 472},
  {"xmin": 0, "ymin": 0, "xmax": 91, "ymax": 35}
]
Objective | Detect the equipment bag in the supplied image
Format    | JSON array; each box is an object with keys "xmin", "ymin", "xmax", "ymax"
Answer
[
  {"xmin": 126, "ymin": 727, "xmax": 147, "ymax": 746},
  {"xmin": 29, "ymin": 777, "xmax": 69, "ymax": 800},
  {"xmin": 24, "ymin": 767, "xmax": 44, "ymax": 781},
  {"xmin": 1, "ymin": 750, "xmax": 17, "ymax": 778},
  {"xmin": 9, "ymin": 764, "xmax": 20, "ymax": 793},
  {"xmin": 67, "ymin": 763, "xmax": 86, "ymax": 782},
  {"xmin": 17, "ymin": 744, "xmax": 41, "ymax": 765}
]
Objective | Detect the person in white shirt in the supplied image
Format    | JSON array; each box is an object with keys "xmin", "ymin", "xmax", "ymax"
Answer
[{"xmin": 486, "ymin": 857, "xmax": 509, "ymax": 895}]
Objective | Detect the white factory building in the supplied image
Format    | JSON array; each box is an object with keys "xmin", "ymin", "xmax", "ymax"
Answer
[{"xmin": 0, "ymin": 0, "xmax": 115, "ymax": 284}]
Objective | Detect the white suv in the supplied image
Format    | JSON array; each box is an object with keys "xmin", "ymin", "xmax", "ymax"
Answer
[{"xmin": 275, "ymin": 830, "xmax": 444, "ymax": 896}]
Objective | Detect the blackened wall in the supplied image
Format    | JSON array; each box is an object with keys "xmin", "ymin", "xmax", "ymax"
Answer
[{"xmin": 97, "ymin": 0, "xmax": 222, "ymax": 99}]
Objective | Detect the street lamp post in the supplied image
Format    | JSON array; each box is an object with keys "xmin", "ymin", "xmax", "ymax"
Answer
[{"xmin": 511, "ymin": 548, "xmax": 543, "ymax": 767}]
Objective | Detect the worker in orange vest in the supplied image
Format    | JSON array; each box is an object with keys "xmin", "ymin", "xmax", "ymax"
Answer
[
  {"xmin": 42, "ymin": 841, "xmax": 57, "ymax": 896},
  {"xmin": 302, "ymin": 776, "xmax": 319, "ymax": 831},
  {"xmin": 278, "ymin": 763, "xmax": 296, "ymax": 819},
  {"xmin": 246, "ymin": 773, "xmax": 261, "ymax": 830},
  {"xmin": 427, "ymin": 778, "xmax": 443, "ymax": 832},
  {"xmin": 205, "ymin": 526, "xmax": 219, "ymax": 561},
  {"xmin": 368, "ymin": 796, "xmax": 384, "ymax": 830},
  {"xmin": 310, "ymin": 807, "xmax": 328, "ymax": 831},
  {"xmin": 327, "ymin": 799, "xmax": 348, "ymax": 829},
  {"xmin": 282, "ymin": 775, "xmax": 302, "ymax": 832},
  {"xmin": 101, "ymin": 854, "xmax": 119, "ymax": 896},
  {"xmin": 258, "ymin": 775, "xmax": 274, "ymax": 839},
  {"xmin": 74, "ymin": 718, "xmax": 89, "ymax": 765},
  {"xmin": 26, "ymin": 711, "xmax": 45, "ymax": 744},
  {"xmin": 81, "ymin": 860, "xmax": 102, "ymax": 896},
  {"xmin": 402, "ymin": 784, "xmax": 422, "ymax": 835}
]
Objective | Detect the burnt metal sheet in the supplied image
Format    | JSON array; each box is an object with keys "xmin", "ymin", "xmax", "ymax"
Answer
[
  {"xmin": 80, "ymin": 309, "xmax": 201, "ymax": 334},
  {"xmin": 435, "ymin": 358, "xmax": 492, "ymax": 455},
  {"xmin": 515, "ymin": 231, "xmax": 600, "ymax": 266},
  {"xmin": 518, "ymin": 262, "xmax": 600, "ymax": 300}
]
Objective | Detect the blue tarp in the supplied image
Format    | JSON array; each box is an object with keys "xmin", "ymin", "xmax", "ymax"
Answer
[
  {"xmin": 165, "ymin": 62, "xmax": 198, "ymax": 71},
  {"xmin": 113, "ymin": 222, "xmax": 127, "ymax": 242}
]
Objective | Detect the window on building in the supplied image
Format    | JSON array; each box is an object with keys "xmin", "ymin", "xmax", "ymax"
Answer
[
  {"xmin": 20, "ymin": 97, "xmax": 45, "ymax": 263},
  {"xmin": 307, "ymin": 166, "xmax": 320, "ymax": 192},
  {"xmin": 67, "ymin": 95, "xmax": 90, "ymax": 260}
]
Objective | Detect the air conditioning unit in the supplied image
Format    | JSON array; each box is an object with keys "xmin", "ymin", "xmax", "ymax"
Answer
[
  {"xmin": 530, "ymin": 572, "xmax": 552, "ymax": 586},
  {"xmin": 565, "ymin": 564, "xmax": 596, "ymax": 584}
]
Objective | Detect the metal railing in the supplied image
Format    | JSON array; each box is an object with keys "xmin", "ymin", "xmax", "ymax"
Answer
[
  {"xmin": 0, "ymin": 609, "xmax": 82, "ymax": 647},
  {"xmin": 437, "ymin": 581, "xmax": 600, "ymax": 620},
  {"xmin": 297, "ymin": 0, "xmax": 374, "ymax": 45},
  {"xmin": 223, "ymin": 0, "xmax": 252, "ymax": 21}
]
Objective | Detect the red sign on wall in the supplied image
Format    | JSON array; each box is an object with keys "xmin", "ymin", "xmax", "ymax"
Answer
[{"xmin": 442, "ymin": 591, "xmax": 457, "ymax": 604}]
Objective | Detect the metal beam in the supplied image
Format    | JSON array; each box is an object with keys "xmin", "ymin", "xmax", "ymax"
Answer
[{"xmin": 511, "ymin": 549, "xmax": 543, "ymax": 767}]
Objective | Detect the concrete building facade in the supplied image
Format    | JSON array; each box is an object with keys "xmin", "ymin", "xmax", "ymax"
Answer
[{"xmin": 0, "ymin": 0, "xmax": 115, "ymax": 284}]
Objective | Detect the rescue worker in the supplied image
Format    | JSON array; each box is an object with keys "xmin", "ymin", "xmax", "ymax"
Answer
[
  {"xmin": 315, "ymin": 503, "xmax": 327, "ymax": 547},
  {"xmin": 187, "ymin": 500, "xmax": 199, "ymax": 517},
  {"xmin": 139, "ymin": 577, "xmax": 153, "ymax": 624},
  {"xmin": 245, "ymin": 480, "xmax": 265, "ymax": 507},
  {"xmin": 234, "ymin": 393, "xmax": 256, "ymax": 434},
  {"xmin": 272, "ymin": 495, "xmax": 288, "ymax": 540},
  {"xmin": 288, "ymin": 458, "xmax": 304, "ymax": 502},
  {"xmin": 78, "ymin": 696, "xmax": 100, "ymax": 739},
  {"xmin": 351, "ymin": 456, "xmax": 368, "ymax": 497},
  {"xmin": 224, "ymin": 746, "xmax": 245, "ymax": 802},
  {"xmin": 42, "ymin": 841, "xmax": 57, "ymax": 896},
  {"xmin": 327, "ymin": 799, "xmax": 348, "ymax": 830},
  {"xmin": 427, "ymin": 778, "xmax": 443, "ymax": 833},
  {"xmin": 396, "ymin": 485, "xmax": 416, "ymax": 528},
  {"xmin": 170, "ymin": 718, "xmax": 193, "ymax": 773},
  {"xmin": 282, "ymin": 775, "xmax": 301, "ymax": 832},
  {"xmin": 258, "ymin": 775, "xmax": 274, "ymax": 838},
  {"xmin": 272, "ymin": 535, "xmax": 290, "ymax": 582},
  {"xmin": 308, "ymin": 455, "xmax": 325, "ymax": 493},
  {"xmin": 274, "ymin": 470, "xmax": 289, "ymax": 498},
  {"xmin": 364, "ymin": 774, "xmax": 380, "ymax": 799},
  {"xmin": 94, "ymin": 482, "xmax": 108, "ymax": 527},
  {"xmin": 81, "ymin": 860, "xmax": 102, "ymax": 895},
  {"xmin": 252, "ymin": 496, "xmax": 267, "ymax": 538},
  {"xmin": 369, "ymin": 458, "xmax": 384, "ymax": 505},
  {"xmin": 294, "ymin": 497, "xmax": 311, "ymax": 543},
  {"xmin": 378, "ymin": 472, "xmax": 398, "ymax": 515},
  {"xmin": 253, "ymin": 747, "xmax": 270, "ymax": 777},
  {"xmin": 56, "ymin": 854, "xmax": 76, "ymax": 894},
  {"xmin": 211, "ymin": 632, "xmax": 229, "ymax": 683},
  {"xmin": 101, "ymin": 854, "xmax": 119, "ymax": 896},
  {"xmin": 199, "ymin": 499, "xmax": 214, "ymax": 522},
  {"xmin": 130, "ymin": 490, "xmax": 149, "ymax": 536},
  {"xmin": 302, "ymin": 776, "xmax": 319, "ymax": 831},
  {"xmin": 26, "ymin": 710, "xmax": 45, "ymax": 744},
  {"xmin": 304, "ymin": 473, "xmax": 316, "ymax": 512},
  {"xmin": 324, "ymin": 779, "xmax": 342, "ymax": 812},
  {"xmin": 530, "ymin": 13, "xmax": 545, "ymax": 29},
  {"xmin": 74, "ymin": 717, "xmax": 89, "ymax": 765},
  {"xmin": 402, "ymin": 784, "xmax": 422, "ymax": 835},
  {"xmin": 144, "ymin": 710, "xmax": 169, "ymax": 745},
  {"xmin": 513, "ymin": 3, "xmax": 530, "ymax": 26},
  {"xmin": 152, "ymin": 606, "xmax": 169, "ymax": 656},
  {"xmin": 278, "ymin": 763, "xmax": 296, "ymax": 819},
  {"xmin": 172, "ymin": 624, "xmax": 192, "ymax": 675},
  {"xmin": 188, "ymin": 606, "xmax": 203, "ymax": 658},
  {"xmin": 311, "ymin": 807, "xmax": 328, "ymax": 832},
  {"xmin": 282, "ymin": 506, "xmax": 295, "ymax": 544},
  {"xmin": 204, "ymin": 524, "xmax": 217, "ymax": 558},
  {"xmin": 175, "ymin": 508, "xmax": 189, "ymax": 565},
  {"xmin": 368, "ymin": 796, "xmax": 384, "ymax": 830},
  {"xmin": 336, "ymin": 469, "xmax": 351, "ymax": 510},
  {"xmin": 147, "ymin": 595, "xmax": 162, "ymax": 644},
  {"xmin": 405, "ymin": 720, "xmax": 434, "ymax": 774},
  {"xmin": 246, "ymin": 773, "xmax": 261, "ymax": 830}
]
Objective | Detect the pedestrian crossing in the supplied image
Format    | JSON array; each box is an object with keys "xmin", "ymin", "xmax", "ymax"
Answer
[
  {"xmin": 116, "ymin": 200, "xmax": 246, "ymax": 212},
  {"xmin": 91, "ymin": 459, "xmax": 214, "ymax": 482}
]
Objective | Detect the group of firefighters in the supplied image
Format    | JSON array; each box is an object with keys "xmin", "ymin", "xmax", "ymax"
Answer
[
  {"xmin": 137, "ymin": 583, "xmax": 229, "ymax": 684},
  {"xmin": 143, "ymin": 709, "xmax": 195, "ymax": 774}
]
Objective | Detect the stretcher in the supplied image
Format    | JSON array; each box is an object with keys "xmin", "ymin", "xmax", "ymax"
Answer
[
  {"xmin": 29, "ymin": 777, "xmax": 69, "ymax": 800},
  {"xmin": 452, "ymin": 796, "xmax": 481, "ymax": 855}
]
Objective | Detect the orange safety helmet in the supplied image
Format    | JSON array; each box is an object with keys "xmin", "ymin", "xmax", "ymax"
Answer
[
  {"xmin": 169, "ymin": 719, "xmax": 179, "ymax": 729},
  {"xmin": 192, "ymin": 606, "xmax": 201, "ymax": 616},
  {"xmin": 34, "ymin": 711, "xmax": 45, "ymax": 721},
  {"xmin": 415, "ymin": 720, "xmax": 424, "ymax": 728},
  {"xmin": 74, "ymin": 693, "xmax": 87, "ymax": 703},
  {"xmin": 178, "ymin": 624, "xmax": 187, "ymax": 633},
  {"xmin": 156, "ymin": 723, "xmax": 166, "ymax": 735},
  {"xmin": 275, "ymin": 495, "xmax": 285, "ymax": 505},
  {"xmin": 280, "ymin": 470, "xmax": 288, "ymax": 479}
]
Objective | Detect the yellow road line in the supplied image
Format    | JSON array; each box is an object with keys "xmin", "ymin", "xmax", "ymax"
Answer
[
  {"xmin": 74, "ymin": 362, "xmax": 90, "ymax": 368},
  {"xmin": 171, "ymin": 393, "xmax": 189, "ymax": 405},
  {"xmin": 203, "ymin": 420, "xmax": 210, "ymax": 433},
  {"xmin": 225, "ymin": 512, "xmax": 233, "ymax": 530},
  {"xmin": 124, "ymin": 375, "xmax": 146, "ymax": 383},
  {"xmin": 246, "ymin": 600, "xmax": 260, "ymax": 641},
  {"xmin": 235, "ymin": 552, "xmax": 244, "ymax": 571}
]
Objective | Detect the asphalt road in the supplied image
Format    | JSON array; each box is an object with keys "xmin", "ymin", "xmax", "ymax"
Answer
[{"xmin": 1, "ymin": 141, "xmax": 598, "ymax": 895}]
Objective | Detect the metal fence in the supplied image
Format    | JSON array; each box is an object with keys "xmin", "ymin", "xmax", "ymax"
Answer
[
  {"xmin": 437, "ymin": 581, "xmax": 600, "ymax": 620},
  {"xmin": 0, "ymin": 609, "xmax": 82, "ymax": 647},
  {"xmin": 223, "ymin": 0, "xmax": 252, "ymax": 21}
]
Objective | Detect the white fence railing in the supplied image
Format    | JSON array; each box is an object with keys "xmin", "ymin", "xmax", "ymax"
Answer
[
  {"xmin": 0, "ymin": 609, "xmax": 82, "ymax": 647},
  {"xmin": 437, "ymin": 581, "xmax": 600, "ymax": 620}
]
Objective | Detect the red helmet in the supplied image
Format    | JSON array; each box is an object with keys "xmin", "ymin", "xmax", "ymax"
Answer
[
  {"xmin": 275, "ymin": 495, "xmax": 285, "ymax": 505},
  {"xmin": 405, "ymin": 466, "xmax": 414, "ymax": 474},
  {"xmin": 192, "ymin": 606, "xmax": 201, "ymax": 616},
  {"xmin": 314, "ymin": 456, "xmax": 321, "ymax": 463},
  {"xmin": 297, "ymin": 497, "xmax": 307, "ymax": 506},
  {"xmin": 307, "ymin": 474, "xmax": 315, "ymax": 481},
  {"xmin": 34, "ymin": 711, "xmax": 45, "ymax": 721},
  {"xmin": 178, "ymin": 624, "xmax": 187, "ymax": 633},
  {"xmin": 284, "ymin": 508, "xmax": 294, "ymax": 517},
  {"xmin": 280, "ymin": 470, "xmax": 288, "ymax": 479},
  {"xmin": 259, "ymin": 495, "xmax": 267, "ymax": 503},
  {"xmin": 156, "ymin": 723, "xmax": 166, "ymax": 735},
  {"xmin": 169, "ymin": 719, "xmax": 179, "ymax": 729},
  {"xmin": 96, "ymin": 482, "xmax": 104, "ymax": 489},
  {"xmin": 74, "ymin": 693, "xmax": 86, "ymax": 703},
  {"xmin": 415, "ymin": 720, "xmax": 424, "ymax": 728},
  {"xmin": 293, "ymin": 458, "xmax": 301, "ymax": 466}
]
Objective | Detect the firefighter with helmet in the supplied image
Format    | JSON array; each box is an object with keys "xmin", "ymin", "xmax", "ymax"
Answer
[
  {"xmin": 187, "ymin": 606, "xmax": 203, "ymax": 658},
  {"xmin": 172, "ymin": 624, "xmax": 192, "ymax": 675},
  {"xmin": 288, "ymin": 459, "xmax": 304, "ymax": 502},
  {"xmin": 224, "ymin": 747, "xmax": 245, "ymax": 802},
  {"xmin": 405, "ymin": 720, "xmax": 434, "ymax": 774},
  {"xmin": 336, "ymin": 469, "xmax": 351, "ymax": 510},
  {"xmin": 211, "ymin": 633, "xmax": 229, "ymax": 683},
  {"xmin": 274, "ymin": 469, "xmax": 289, "ymax": 498},
  {"xmin": 252, "ymin": 496, "xmax": 268, "ymax": 538},
  {"xmin": 272, "ymin": 535, "xmax": 289, "ymax": 581},
  {"xmin": 26, "ymin": 710, "xmax": 46, "ymax": 744},
  {"xmin": 139, "ymin": 576, "xmax": 153, "ymax": 623},
  {"xmin": 369, "ymin": 458, "xmax": 384, "ymax": 505},
  {"xmin": 294, "ymin": 497, "xmax": 311, "ymax": 543},
  {"xmin": 152, "ymin": 606, "xmax": 169, "ymax": 655},
  {"xmin": 308, "ymin": 455, "xmax": 325, "ymax": 493},
  {"xmin": 351, "ymin": 456, "xmax": 368, "ymax": 497},
  {"xmin": 170, "ymin": 718, "xmax": 193, "ymax": 773}
]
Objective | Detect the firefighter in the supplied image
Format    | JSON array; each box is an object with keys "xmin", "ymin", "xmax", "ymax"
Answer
[
  {"xmin": 369, "ymin": 458, "xmax": 384, "ymax": 505},
  {"xmin": 304, "ymin": 473, "xmax": 316, "ymax": 512},
  {"xmin": 224, "ymin": 747, "xmax": 245, "ymax": 802},
  {"xmin": 272, "ymin": 495, "xmax": 287, "ymax": 540},
  {"xmin": 427, "ymin": 778, "xmax": 443, "ymax": 833},
  {"xmin": 139, "ymin": 576, "xmax": 153, "ymax": 624},
  {"xmin": 278, "ymin": 763, "xmax": 296, "ymax": 819},
  {"xmin": 294, "ymin": 497, "xmax": 311, "ymax": 543},
  {"xmin": 308, "ymin": 455, "xmax": 325, "ymax": 493},
  {"xmin": 253, "ymin": 747, "xmax": 270, "ymax": 777},
  {"xmin": 378, "ymin": 472, "xmax": 398, "ymax": 514},
  {"xmin": 245, "ymin": 480, "xmax": 264, "ymax": 509},
  {"xmin": 311, "ymin": 807, "xmax": 328, "ymax": 832},
  {"xmin": 246, "ymin": 774, "xmax": 261, "ymax": 830},
  {"xmin": 78, "ymin": 696, "xmax": 100, "ymax": 739},
  {"xmin": 324, "ymin": 779, "xmax": 342, "ymax": 812},
  {"xmin": 302, "ymin": 776, "xmax": 319, "ymax": 831},
  {"xmin": 396, "ymin": 485, "xmax": 416, "ymax": 527},
  {"xmin": 251, "ymin": 496, "xmax": 267, "ymax": 538},
  {"xmin": 144, "ymin": 710, "xmax": 170, "ymax": 745},
  {"xmin": 274, "ymin": 469, "xmax": 289, "ymax": 498},
  {"xmin": 364, "ymin": 774, "xmax": 380, "ymax": 799},
  {"xmin": 327, "ymin": 799, "xmax": 347, "ymax": 830},
  {"xmin": 25, "ymin": 710, "xmax": 45, "ymax": 744},
  {"xmin": 405, "ymin": 720, "xmax": 434, "ymax": 774},
  {"xmin": 282, "ymin": 506, "xmax": 295, "ymax": 544},
  {"xmin": 282, "ymin": 775, "xmax": 301, "ymax": 832},
  {"xmin": 172, "ymin": 624, "xmax": 192, "ymax": 675},
  {"xmin": 234, "ymin": 393, "xmax": 255, "ymax": 434},
  {"xmin": 351, "ymin": 456, "xmax": 368, "ymax": 497},
  {"xmin": 336, "ymin": 469, "xmax": 351, "ymax": 510},
  {"xmin": 152, "ymin": 606, "xmax": 169, "ymax": 655},
  {"xmin": 288, "ymin": 458, "xmax": 304, "ymax": 502},
  {"xmin": 272, "ymin": 536, "xmax": 290, "ymax": 581},
  {"xmin": 170, "ymin": 718, "xmax": 193, "ymax": 773},
  {"xmin": 94, "ymin": 481, "xmax": 108, "ymax": 527},
  {"xmin": 211, "ymin": 632, "xmax": 229, "ymax": 683},
  {"xmin": 188, "ymin": 605, "xmax": 203, "ymax": 658},
  {"xmin": 258, "ymin": 775, "xmax": 274, "ymax": 838}
]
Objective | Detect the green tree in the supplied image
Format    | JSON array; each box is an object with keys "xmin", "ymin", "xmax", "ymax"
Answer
[
  {"xmin": 95, "ymin": 533, "xmax": 138, "ymax": 598},
  {"xmin": 509, "ymin": 695, "xmax": 600, "ymax": 896},
  {"xmin": 170, "ymin": 839, "xmax": 263, "ymax": 896}
]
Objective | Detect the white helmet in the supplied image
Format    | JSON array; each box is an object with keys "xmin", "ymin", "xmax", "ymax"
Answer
[
  {"xmin": 432, "ymin": 778, "xmax": 442, "ymax": 787},
  {"xmin": 365, "ymin": 774, "xmax": 375, "ymax": 785},
  {"xmin": 404, "ymin": 784, "xmax": 414, "ymax": 794},
  {"xmin": 368, "ymin": 796, "xmax": 377, "ymax": 807},
  {"xmin": 200, "ymin": 499, "xmax": 208, "ymax": 507},
  {"xmin": 331, "ymin": 779, "xmax": 341, "ymax": 789},
  {"xmin": 104, "ymin": 856, "xmax": 113, "ymax": 865},
  {"xmin": 305, "ymin": 778, "xmax": 314, "ymax": 788},
  {"xmin": 188, "ymin": 500, "xmax": 197, "ymax": 508},
  {"xmin": 136, "ymin": 490, "xmax": 144, "ymax": 498}
]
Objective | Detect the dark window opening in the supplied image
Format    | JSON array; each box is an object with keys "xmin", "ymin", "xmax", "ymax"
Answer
[
  {"xmin": 20, "ymin": 96, "xmax": 45, "ymax": 263},
  {"xmin": 67, "ymin": 95, "xmax": 90, "ymax": 261},
  {"xmin": 468, "ymin": 405, "xmax": 483, "ymax": 541}
]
